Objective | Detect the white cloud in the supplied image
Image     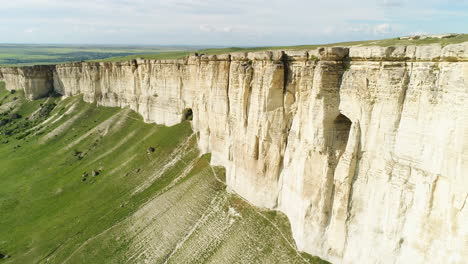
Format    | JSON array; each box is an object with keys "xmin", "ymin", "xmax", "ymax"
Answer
[
  {"xmin": 379, "ymin": 0, "xmax": 405, "ymax": 7},
  {"xmin": 407, "ymin": 31, "xmax": 429, "ymax": 36},
  {"xmin": 24, "ymin": 28, "xmax": 37, "ymax": 33},
  {"xmin": 199, "ymin": 25, "xmax": 234, "ymax": 33},
  {"xmin": 322, "ymin": 26, "xmax": 336, "ymax": 35},
  {"xmin": 338, "ymin": 23, "xmax": 394, "ymax": 36},
  {"xmin": 0, "ymin": 0, "xmax": 461, "ymax": 45},
  {"xmin": 199, "ymin": 25, "xmax": 215, "ymax": 32},
  {"xmin": 374, "ymin": 23, "xmax": 392, "ymax": 34}
]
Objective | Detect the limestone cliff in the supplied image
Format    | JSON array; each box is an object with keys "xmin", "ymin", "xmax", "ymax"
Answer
[
  {"xmin": 1, "ymin": 42, "xmax": 467, "ymax": 264},
  {"xmin": 0, "ymin": 65, "xmax": 54, "ymax": 100}
]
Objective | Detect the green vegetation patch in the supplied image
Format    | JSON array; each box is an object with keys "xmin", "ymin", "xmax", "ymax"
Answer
[
  {"xmin": 0, "ymin": 44, "xmax": 200, "ymax": 66},
  {"xmin": 0, "ymin": 85, "xmax": 328, "ymax": 263},
  {"xmin": 95, "ymin": 34, "xmax": 468, "ymax": 62},
  {"xmin": 2, "ymin": 35, "xmax": 466, "ymax": 66}
]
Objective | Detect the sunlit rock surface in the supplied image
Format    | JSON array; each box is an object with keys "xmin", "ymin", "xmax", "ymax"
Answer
[
  {"xmin": 1, "ymin": 42, "xmax": 467, "ymax": 264},
  {"xmin": 0, "ymin": 65, "xmax": 54, "ymax": 99}
]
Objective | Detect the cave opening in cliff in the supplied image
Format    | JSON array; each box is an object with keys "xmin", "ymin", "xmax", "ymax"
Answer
[
  {"xmin": 183, "ymin": 108, "xmax": 193, "ymax": 121},
  {"xmin": 333, "ymin": 114, "xmax": 352, "ymax": 157}
]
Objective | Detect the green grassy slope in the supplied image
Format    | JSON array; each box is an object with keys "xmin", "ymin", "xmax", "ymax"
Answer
[{"xmin": 0, "ymin": 83, "xmax": 327, "ymax": 264}]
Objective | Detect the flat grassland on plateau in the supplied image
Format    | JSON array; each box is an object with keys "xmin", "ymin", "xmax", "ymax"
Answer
[
  {"xmin": 0, "ymin": 44, "xmax": 199, "ymax": 66},
  {"xmin": 0, "ymin": 82, "xmax": 328, "ymax": 264},
  {"xmin": 2, "ymin": 34, "xmax": 466, "ymax": 66},
  {"xmin": 95, "ymin": 34, "xmax": 468, "ymax": 62}
]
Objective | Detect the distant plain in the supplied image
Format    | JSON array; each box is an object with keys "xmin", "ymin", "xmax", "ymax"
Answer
[
  {"xmin": 0, "ymin": 44, "xmax": 201, "ymax": 66},
  {"xmin": 1, "ymin": 34, "xmax": 466, "ymax": 66}
]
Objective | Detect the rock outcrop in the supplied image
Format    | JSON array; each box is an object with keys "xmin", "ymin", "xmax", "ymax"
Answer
[
  {"xmin": 0, "ymin": 65, "xmax": 54, "ymax": 100},
  {"xmin": 1, "ymin": 42, "xmax": 467, "ymax": 264}
]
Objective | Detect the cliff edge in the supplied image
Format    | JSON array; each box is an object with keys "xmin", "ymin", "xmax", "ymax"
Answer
[{"xmin": 1, "ymin": 42, "xmax": 467, "ymax": 264}]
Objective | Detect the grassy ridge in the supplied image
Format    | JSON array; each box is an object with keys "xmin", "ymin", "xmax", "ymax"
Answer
[
  {"xmin": 0, "ymin": 84, "xmax": 328, "ymax": 263},
  {"xmin": 95, "ymin": 34, "xmax": 468, "ymax": 62},
  {"xmin": 2, "ymin": 34, "xmax": 466, "ymax": 66}
]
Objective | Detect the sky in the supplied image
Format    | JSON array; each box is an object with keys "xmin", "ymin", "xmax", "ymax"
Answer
[{"xmin": 0, "ymin": 0, "xmax": 467, "ymax": 46}]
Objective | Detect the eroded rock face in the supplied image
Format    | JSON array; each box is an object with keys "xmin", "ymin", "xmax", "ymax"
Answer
[
  {"xmin": 0, "ymin": 65, "xmax": 54, "ymax": 100},
  {"xmin": 1, "ymin": 42, "xmax": 467, "ymax": 264}
]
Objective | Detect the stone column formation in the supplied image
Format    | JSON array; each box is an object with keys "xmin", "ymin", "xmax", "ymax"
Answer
[{"xmin": 1, "ymin": 42, "xmax": 467, "ymax": 264}]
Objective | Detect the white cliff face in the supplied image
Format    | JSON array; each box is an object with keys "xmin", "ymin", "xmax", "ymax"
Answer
[
  {"xmin": 279, "ymin": 44, "xmax": 468, "ymax": 264},
  {"xmin": 0, "ymin": 66, "xmax": 54, "ymax": 100},
  {"xmin": 1, "ymin": 42, "xmax": 467, "ymax": 264}
]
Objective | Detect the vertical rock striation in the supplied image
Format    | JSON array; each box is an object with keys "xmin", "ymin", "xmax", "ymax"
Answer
[
  {"xmin": 1, "ymin": 42, "xmax": 467, "ymax": 264},
  {"xmin": 0, "ymin": 65, "xmax": 55, "ymax": 99}
]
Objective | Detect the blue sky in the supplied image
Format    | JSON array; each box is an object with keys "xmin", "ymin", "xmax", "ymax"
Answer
[{"xmin": 0, "ymin": 0, "xmax": 467, "ymax": 46}]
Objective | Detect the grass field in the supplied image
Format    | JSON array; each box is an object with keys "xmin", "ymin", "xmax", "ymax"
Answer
[
  {"xmin": 0, "ymin": 82, "xmax": 328, "ymax": 264},
  {"xmin": 2, "ymin": 34, "xmax": 466, "ymax": 66},
  {"xmin": 95, "ymin": 34, "xmax": 468, "ymax": 62},
  {"xmin": 0, "ymin": 44, "xmax": 202, "ymax": 66}
]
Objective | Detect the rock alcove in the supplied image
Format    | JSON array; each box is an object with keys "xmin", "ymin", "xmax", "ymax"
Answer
[
  {"xmin": 183, "ymin": 108, "xmax": 193, "ymax": 121},
  {"xmin": 332, "ymin": 113, "xmax": 352, "ymax": 158}
]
